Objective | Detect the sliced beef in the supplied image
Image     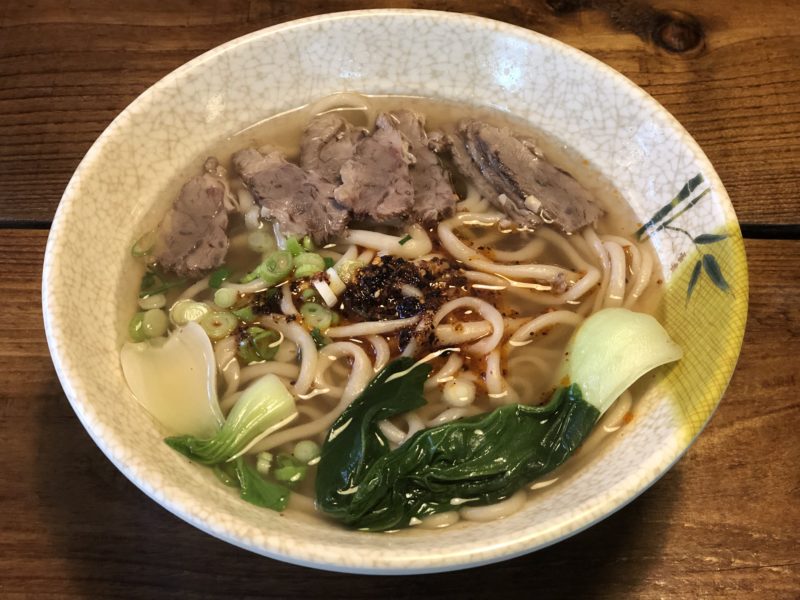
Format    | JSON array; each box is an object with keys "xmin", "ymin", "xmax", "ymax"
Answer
[
  {"xmin": 233, "ymin": 147, "xmax": 349, "ymax": 245},
  {"xmin": 300, "ymin": 113, "xmax": 365, "ymax": 184},
  {"xmin": 391, "ymin": 110, "xmax": 457, "ymax": 225},
  {"xmin": 154, "ymin": 169, "xmax": 229, "ymax": 278},
  {"xmin": 334, "ymin": 113, "xmax": 414, "ymax": 221},
  {"xmin": 456, "ymin": 120, "xmax": 603, "ymax": 232}
]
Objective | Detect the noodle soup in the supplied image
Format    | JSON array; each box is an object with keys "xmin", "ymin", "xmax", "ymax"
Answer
[{"xmin": 120, "ymin": 94, "xmax": 672, "ymax": 532}]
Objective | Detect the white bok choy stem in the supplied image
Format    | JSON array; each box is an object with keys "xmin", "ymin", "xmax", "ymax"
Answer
[
  {"xmin": 120, "ymin": 321, "xmax": 223, "ymax": 438},
  {"xmin": 556, "ymin": 308, "xmax": 683, "ymax": 415}
]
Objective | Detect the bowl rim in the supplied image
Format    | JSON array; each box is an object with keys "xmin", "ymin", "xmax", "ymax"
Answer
[{"xmin": 42, "ymin": 8, "xmax": 747, "ymax": 574}]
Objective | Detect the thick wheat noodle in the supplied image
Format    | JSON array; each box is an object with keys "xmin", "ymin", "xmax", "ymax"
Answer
[
  {"xmin": 178, "ymin": 276, "xmax": 210, "ymax": 300},
  {"xmin": 214, "ymin": 335, "xmax": 240, "ymax": 397},
  {"xmin": 437, "ymin": 220, "xmax": 578, "ymax": 283},
  {"xmin": 342, "ymin": 224, "xmax": 432, "ymax": 260},
  {"xmin": 491, "ymin": 238, "xmax": 548, "ymax": 262},
  {"xmin": 625, "ymin": 244, "xmax": 653, "ymax": 308},
  {"xmin": 378, "ymin": 419, "xmax": 407, "ymax": 445},
  {"xmin": 367, "ymin": 335, "xmax": 390, "ymax": 372},
  {"xmin": 252, "ymin": 342, "xmax": 373, "ymax": 452},
  {"xmin": 327, "ymin": 316, "xmax": 420, "ymax": 338},
  {"xmin": 604, "ymin": 241, "xmax": 627, "ymax": 308},
  {"xmin": 464, "ymin": 270, "xmax": 509, "ymax": 289},
  {"xmin": 534, "ymin": 226, "xmax": 594, "ymax": 271},
  {"xmin": 356, "ymin": 249, "xmax": 375, "ymax": 264},
  {"xmin": 424, "ymin": 353, "xmax": 463, "ymax": 389},
  {"xmin": 239, "ymin": 361, "xmax": 301, "ymax": 385},
  {"xmin": 436, "ymin": 317, "xmax": 530, "ymax": 346},
  {"xmin": 257, "ymin": 316, "xmax": 318, "ymax": 395},
  {"xmin": 486, "ymin": 349, "xmax": 518, "ymax": 404},
  {"xmin": 279, "ymin": 282, "xmax": 298, "ymax": 316},
  {"xmin": 508, "ymin": 311, "xmax": 584, "ymax": 347},
  {"xmin": 583, "ymin": 227, "xmax": 611, "ymax": 312},
  {"xmin": 433, "ymin": 297, "xmax": 504, "ymax": 355}
]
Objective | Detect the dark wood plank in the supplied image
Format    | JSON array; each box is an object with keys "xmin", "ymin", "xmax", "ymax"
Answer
[
  {"xmin": 2, "ymin": 230, "xmax": 797, "ymax": 597},
  {"xmin": 0, "ymin": 1, "xmax": 798, "ymax": 224}
]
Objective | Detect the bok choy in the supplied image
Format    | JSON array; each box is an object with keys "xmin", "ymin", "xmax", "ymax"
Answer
[
  {"xmin": 166, "ymin": 373, "xmax": 297, "ymax": 464},
  {"xmin": 315, "ymin": 308, "xmax": 682, "ymax": 531}
]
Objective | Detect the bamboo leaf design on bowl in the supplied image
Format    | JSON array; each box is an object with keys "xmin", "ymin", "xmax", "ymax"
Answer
[{"xmin": 637, "ymin": 174, "xmax": 730, "ymax": 302}]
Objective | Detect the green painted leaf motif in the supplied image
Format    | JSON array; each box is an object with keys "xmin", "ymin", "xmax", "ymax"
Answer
[
  {"xmin": 686, "ymin": 260, "xmax": 703, "ymax": 303},
  {"xmin": 694, "ymin": 233, "xmax": 728, "ymax": 245},
  {"xmin": 635, "ymin": 174, "xmax": 704, "ymax": 240},
  {"xmin": 702, "ymin": 254, "xmax": 730, "ymax": 292}
]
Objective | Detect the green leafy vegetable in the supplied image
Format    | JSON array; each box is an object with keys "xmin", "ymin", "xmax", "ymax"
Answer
[
  {"xmin": 209, "ymin": 266, "xmax": 232, "ymax": 289},
  {"xmin": 165, "ymin": 374, "xmax": 297, "ymax": 464},
  {"xmin": 234, "ymin": 457, "xmax": 290, "ymax": 511},
  {"xmin": 323, "ymin": 256, "xmax": 335, "ymax": 270},
  {"xmin": 398, "ymin": 234, "xmax": 412, "ymax": 245},
  {"xmin": 212, "ymin": 462, "xmax": 239, "ymax": 488},
  {"xmin": 315, "ymin": 308, "xmax": 683, "ymax": 531},
  {"xmin": 238, "ymin": 326, "xmax": 281, "ymax": 364},
  {"xmin": 315, "ymin": 364, "xmax": 596, "ymax": 530}
]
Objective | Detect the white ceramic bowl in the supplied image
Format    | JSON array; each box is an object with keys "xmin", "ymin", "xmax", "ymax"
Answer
[{"xmin": 43, "ymin": 10, "xmax": 747, "ymax": 574}]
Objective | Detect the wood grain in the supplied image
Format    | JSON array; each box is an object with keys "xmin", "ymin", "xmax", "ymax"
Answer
[
  {"xmin": 0, "ymin": 0, "xmax": 798, "ymax": 224},
  {"xmin": 2, "ymin": 230, "xmax": 798, "ymax": 598}
]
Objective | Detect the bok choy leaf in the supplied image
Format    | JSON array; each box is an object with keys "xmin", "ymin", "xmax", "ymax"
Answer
[
  {"xmin": 166, "ymin": 374, "xmax": 297, "ymax": 464},
  {"xmin": 315, "ymin": 308, "xmax": 682, "ymax": 531}
]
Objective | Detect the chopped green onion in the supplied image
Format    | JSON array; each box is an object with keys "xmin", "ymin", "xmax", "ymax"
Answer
[
  {"xmin": 128, "ymin": 312, "xmax": 147, "ymax": 342},
  {"xmin": 214, "ymin": 287, "xmax": 238, "ymax": 309},
  {"xmin": 238, "ymin": 326, "xmax": 281, "ymax": 363},
  {"xmin": 209, "ymin": 266, "xmax": 232, "ymax": 289},
  {"xmin": 300, "ymin": 288, "xmax": 317, "ymax": 302},
  {"xmin": 330, "ymin": 311, "xmax": 340, "ymax": 325},
  {"xmin": 244, "ymin": 250, "xmax": 294, "ymax": 287},
  {"xmin": 301, "ymin": 302, "xmax": 333, "ymax": 330},
  {"xmin": 398, "ymin": 234, "xmax": 412, "ymax": 246},
  {"xmin": 143, "ymin": 309, "xmax": 169, "ymax": 338},
  {"xmin": 248, "ymin": 230, "xmax": 276, "ymax": 254},
  {"xmin": 131, "ymin": 230, "xmax": 157, "ymax": 257},
  {"xmin": 285, "ymin": 237, "xmax": 304, "ymax": 257},
  {"xmin": 198, "ymin": 311, "xmax": 238, "ymax": 340},
  {"xmin": 323, "ymin": 256, "xmax": 335, "ymax": 269},
  {"xmin": 293, "ymin": 253, "xmax": 326, "ymax": 279},
  {"xmin": 170, "ymin": 299, "xmax": 210, "ymax": 326},
  {"xmin": 256, "ymin": 451, "xmax": 274, "ymax": 475},
  {"xmin": 293, "ymin": 440, "xmax": 320, "ymax": 465},
  {"xmin": 138, "ymin": 293, "xmax": 166, "ymax": 311},
  {"xmin": 273, "ymin": 453, "xmax": 308, "ymax": 484},
  {"xmin": 302, "ymin": 236, "xmax": 315, "ymax": 251},
  {"xmin": 232, "ymin": 306, "xmax": 255, "ymax": 323},
  {"xmin": 310, "ymin": 327, "xmax": 331, "ymax": 349},
  {"xmin": 335, "ymin": 259, "xmax": 364, "ymax": 284}
]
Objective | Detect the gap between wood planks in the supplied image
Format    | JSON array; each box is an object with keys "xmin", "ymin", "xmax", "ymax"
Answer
[{"xmin": 1, "ymin": 220, "xmax": 798, "ymax": 240}]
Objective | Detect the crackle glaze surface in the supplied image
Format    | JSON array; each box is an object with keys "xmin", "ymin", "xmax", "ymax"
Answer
[{"xmin": 42, "ymin": 10, "xmax": 747, "ymax": 574}]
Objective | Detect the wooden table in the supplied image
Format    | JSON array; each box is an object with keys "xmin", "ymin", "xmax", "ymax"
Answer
[{"xmin": 2, "ymin": 1, "xmax": 798, "ymax": 597}]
